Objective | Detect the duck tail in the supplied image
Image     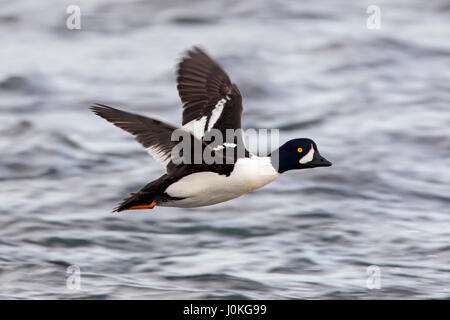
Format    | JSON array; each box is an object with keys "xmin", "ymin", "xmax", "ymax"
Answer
[{"xmin": 114, "ymin": 192, "xmax": 157, "ymax": 212}]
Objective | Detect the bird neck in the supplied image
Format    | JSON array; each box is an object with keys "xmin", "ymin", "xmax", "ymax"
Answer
[{"xmin": 269, "ymin": 148, "xmax": 289, "ymax": 174}]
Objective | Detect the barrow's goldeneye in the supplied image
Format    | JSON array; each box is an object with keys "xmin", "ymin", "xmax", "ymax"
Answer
[{"xmin": 91, "ymin": 47, "xmax": 332, "ymax": 211}]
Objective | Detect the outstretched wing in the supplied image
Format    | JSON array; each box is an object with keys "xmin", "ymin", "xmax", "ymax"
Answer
[
  {"xmin": 90, "ymin": 104, "xmax": 180, "ymax": 167},
  {"xmin": 91, "ymin": 104, "xmax": 235, "ymax": 172},
  {"xmin": 177, "ymin": 47, "xmax": 247, "ymax": 154}
]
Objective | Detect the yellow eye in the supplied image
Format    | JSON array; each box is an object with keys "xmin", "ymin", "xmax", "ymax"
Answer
[{"xmin": 297, "ymin": 147, "xmax": 303, "ymax": 153}]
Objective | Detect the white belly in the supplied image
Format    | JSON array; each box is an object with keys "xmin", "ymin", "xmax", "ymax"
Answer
[{"xmin": 163, "ymin": 157, "xmax": 280, "ymax": 208}]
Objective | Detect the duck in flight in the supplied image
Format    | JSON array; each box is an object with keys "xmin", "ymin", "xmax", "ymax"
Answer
[{"xmin": 91, "ymin": 47, "xmax": 332, "ymax": 212}]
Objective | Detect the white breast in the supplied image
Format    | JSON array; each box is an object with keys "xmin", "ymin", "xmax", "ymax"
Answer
[{"xmin": 163, "ymin": 156, "xmax": 280, "ymax": 207}]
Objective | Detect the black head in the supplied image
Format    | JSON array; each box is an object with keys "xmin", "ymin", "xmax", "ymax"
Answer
[{"xmin": 270, "ymin": 138, "xmax": 332, "ymax": 174}]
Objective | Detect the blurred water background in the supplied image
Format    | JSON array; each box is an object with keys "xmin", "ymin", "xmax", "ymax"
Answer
[{"xmin": 1, "ymin": 0, "xmax": 450, "ymax": 299}]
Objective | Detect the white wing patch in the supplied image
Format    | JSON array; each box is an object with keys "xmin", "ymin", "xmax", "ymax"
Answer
[
  {"xmin": 182, "ymin": 116, "xmax": 207, "ymax": 140},
  {"xmin": 207, "ymin": 98, "xmax": 227, "ymax": 131},
  {"xmin": 213, "ymin": 142, "xmax": 237, "ymax": 151},
  {"xmin": 299, "ymin": 144, "xmax": 314, "ymax": 164},
  {"xmin": 224, "ymin": 142, "xmax": 236, "ymax": 148},
  {"xmin": 182, "ymin": 96, "xmax": 229, "ymax": 140}
]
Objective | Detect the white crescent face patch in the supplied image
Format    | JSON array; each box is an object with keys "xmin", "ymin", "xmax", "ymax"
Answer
[{"xmin": 299, "ymin": 144, "xmax": 314, "ymax": 164}]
